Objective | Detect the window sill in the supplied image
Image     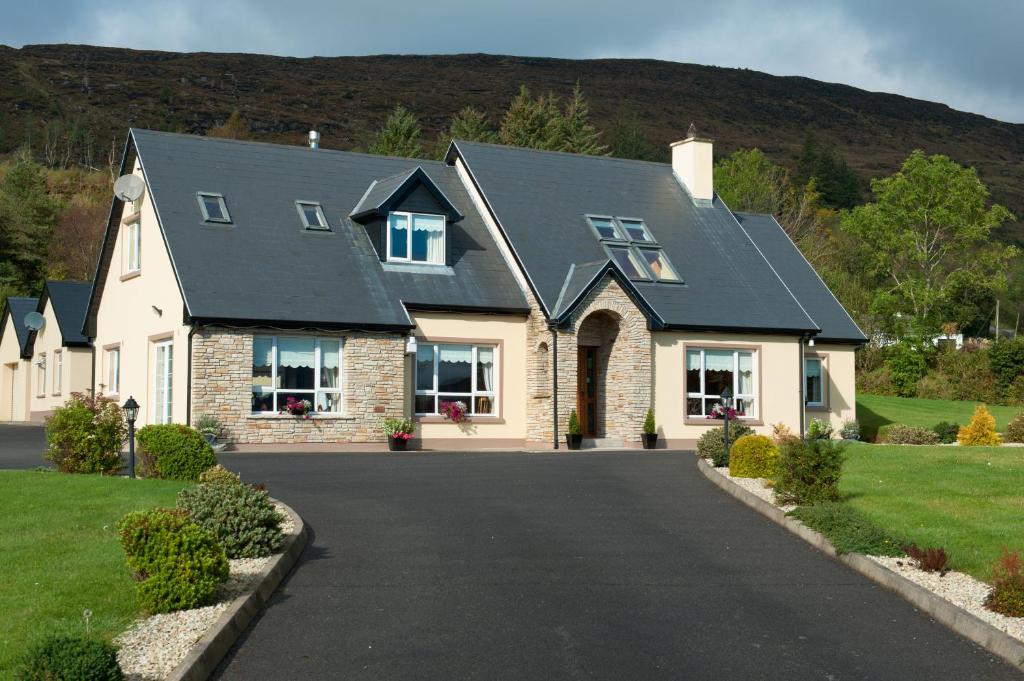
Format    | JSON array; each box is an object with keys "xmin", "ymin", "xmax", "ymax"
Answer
[
  {"xmin": 684, "ymin": 418, "xmax": 764, "ymax": 427},
  {"xmin": 247, "ymin": 413, "xmax": 355, "ymax": 421},
  {"xmin": 382, "ymin": 262, "xmax": 454, "ymax": 275},
  {"xmin": 120, "ymin": 271, "xmax": 141, "ymax": 282},
  {"xmin": 805, "ymin": 405, "xmax": 830, "ymax": 412},
  {"xmin": 414, "ymin": 415, "xmax": 505, "ymax": 424}
]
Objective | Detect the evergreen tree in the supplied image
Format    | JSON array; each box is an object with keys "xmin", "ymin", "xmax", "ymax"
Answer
[
  {"xmin": 432, "ymin": 106, "xmax": 497, "ymax": 159},
  {"xmin": 207, "ymin": 110, "xmax": 251, "ymax": 140},
  {"xmin": 368, "ymin": 105, "xmax": 423, "ymax": 158},
  {"xmin": 607, "ymin": 106, "xmax": 659, "ymax": 161},
  {"xmin": 499, "ymin": 86, "xmax": 562, "ymax": 151},
  {"xmin": 558, "ymin": 84, "xmax": 607, "ymax": 155},
  {"xmin": 0, "ymin": 153, "xmax": 62, "ymax": 296},
  {"xmin": 795, "ymin": 132, "xmax": 862, "ymax": 208}
]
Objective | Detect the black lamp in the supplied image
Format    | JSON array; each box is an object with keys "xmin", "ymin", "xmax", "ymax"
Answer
[
  {"xmin": 123, "ymin": 396, "xmax": 139, "ymax": 479},
  {"xmin": 720, "ymin": 386, "xmax": 734, "ymax": 456}
]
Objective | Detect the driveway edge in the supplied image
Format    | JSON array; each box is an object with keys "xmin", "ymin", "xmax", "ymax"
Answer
[
  {"xmin": 696, "ymin": 457, "xmax": 1024, "ymax": 671},
  {"xmin": 165, "ymin": 498, "xmax": 308, "ymax": 681}
]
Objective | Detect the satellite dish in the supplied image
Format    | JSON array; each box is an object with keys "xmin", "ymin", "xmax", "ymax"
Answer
[
  {"xmin": 113, "ymin": 174, "xmax": 145, "ymax": 203},
  {"xmin": 23, "ymin": 311, "xmax": 45, "ymax": 332}
]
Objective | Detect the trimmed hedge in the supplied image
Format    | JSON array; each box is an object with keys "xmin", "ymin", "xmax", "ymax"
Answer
[
  {"xmin": 774, "ymin": 438, "xmax": 846, "ymax": 505},
  {"xmin": 17, "ymin": 634, "xmax": 122, "ymax": 681},
  {"xmin": 697, "ymin": 424, "xmax": 754, "ymax": 467},
  {"xmin": 136, "ymin": 424, "xmax": 217, "ymax": 480},
  {"xmin": 877, "ymin": 424, "xmax": 939, "ymax": 445},
  {"xmin": 728, "ymin": 435, "xmax": 779, "ymax": 478},
  {"xmin": 178, "ymin": 482, "xmax": 285, "ymax": 558}
]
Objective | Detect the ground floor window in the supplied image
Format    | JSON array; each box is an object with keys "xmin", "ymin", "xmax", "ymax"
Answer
[
  {"xmin": 805, "ymin": 357, "xmax": 824, "ymax": 406},
  {"xmin": 686, "ymin": 347, "xmax": 756, "ymax": 418},
  {"xmin": 251, "ymin": 336, "xmax": 342, "ymax": 413},
  {"xmin": 415, "ymin": 342, "xmax": 496, "ymax": 416},
  {"xmin": 153, "ymin": 340, "xmax": 173, "ymax": 424},
  {"xmin": 107, "ymin": 347, "xmax": 120, "ymax": 395}
]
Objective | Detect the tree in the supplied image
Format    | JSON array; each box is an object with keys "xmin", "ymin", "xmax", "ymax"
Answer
[
  {"xmin": 208, "ymin": 110, "xmax": 251, "ymax": 140},
  {"xmin": 840, "ymin": 150, "xmax": 1016, "ymax": 335},
  {"xmin": 557, "ymin": 84, "xmax": 607, "ymax": 155},
  {"xmin": 0, "ymin": 153, "xmax": 62, "ymax": 295},
  {"xmin": 432, "ymin": 106, "xmax": 497, "ymax": 159},
  {"xmin": 607, "ymin": 106, "xmax": 659, "ymax": 161},
  {"xmin": 48, "ymin": 203, "xmax": 106, "ymax": 280},
  {"xmin": 499, "ymin": 86, "xmax": 562, "ymax": 151},
  {"xmin": 795, "ymin": 132, "xmax": 862, "ymax": 209},
  {"xmin": 368, "ymin": 105, "xmax": 423, "ymax": 158}
]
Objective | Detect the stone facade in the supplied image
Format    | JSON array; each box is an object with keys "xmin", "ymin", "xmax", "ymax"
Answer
[{"xmin": 191, "ymin": 326, "xmax": 406, "ymax": 445}]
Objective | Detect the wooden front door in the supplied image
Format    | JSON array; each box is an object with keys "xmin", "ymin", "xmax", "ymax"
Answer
[{"xmin": 577, "ymin": 346, "xmax": 597, "ymax": 437}]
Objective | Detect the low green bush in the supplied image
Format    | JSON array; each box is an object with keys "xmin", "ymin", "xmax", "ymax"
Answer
[
  {"xmin": 986, "ymin": 549, "xmax": 1024, "ymax": 617},
  {"xmin": 696, "ymin": 424, "xmax": 753, "ymax": 467},
  {"xmin": 728, "ymin": 435, "xmax": 779, "ymax": 478},
  {"xmin": 856, "ymin": 367, "xmax": 896, "ymax": 396},
  {"xmin": 886, "ymin": 342, "xmax": 930, "ymax": 398},
  {"xmin": 1005, "ymin": 413, "xmax": 1024, "ymax": 443},
  {"xmin": 198, "ymin": 464, "xmax": 243, "ymax": 486},
  {"xmin": 877, "ymin": 424, "xmax": 939, "ymax": 445},
  {"xmin": 774, "ymin": 438, "xmax": 846, "ymax": 505},
  {"xmin": 788, "ymin": 502, "xmax": 903, "ymax": 556},
  {"xmin": 932, "ymin": 421, "xmax": 960, "ymax": 444},
  {"xmin": 17, "ymin": 633, "xmax": 123, "ymax": 680},
  {"xmin": 805, "ymin": 418, "xmax": 833, "ymax": 440},
  {"xmin": 117, "ymin": 508, "xmax": 228, "ymax": 613},
  {"xmin": 178, "ymin": 482, "xmax": 285, "ymax": 558},
  {"xmin": 136, "ymin": 424, "xmax": 217, "ymax": 481},
  {"xmin": 44, "ymin": 393, "xmax": 126, "ymax": 474},
  {"xmin": 642, "ymin": 408, "xmax": 656, "ymax": 435}
]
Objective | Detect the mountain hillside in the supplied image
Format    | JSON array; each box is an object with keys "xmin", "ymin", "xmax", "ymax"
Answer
[{"xmin": 2, "ymin": 44, "xmax": 1021, "ymax": 238}]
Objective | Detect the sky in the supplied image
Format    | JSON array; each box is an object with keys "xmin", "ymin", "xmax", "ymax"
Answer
[{"xmin": 2, "ymin": 0, "xmax": 1021, "ymax": 124}]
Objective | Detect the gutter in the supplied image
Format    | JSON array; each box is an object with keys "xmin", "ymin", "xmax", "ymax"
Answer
[
  {"xmin": 799, "ymin": 334, "xmax": 808, "ymax": 437},
  {"xmin": 550, "ymin": 321, "xmax": 559, "ymax": 449},
  {"xmin": 186, "ymin": 325, "xmax": 195, "ymax": 427}
]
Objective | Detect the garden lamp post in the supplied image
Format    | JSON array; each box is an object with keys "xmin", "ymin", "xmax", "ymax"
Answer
[
  {"xmin": 123, "ymin": 396, "xmax": 139, "ymax": 479},
  {"xmin": 720, "ymin": 386, "xmax": 733, "ymax": 456}
]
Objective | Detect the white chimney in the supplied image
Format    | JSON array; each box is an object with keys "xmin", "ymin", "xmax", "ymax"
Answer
[
  {"xmin": 308, "ymin": 130, "xmax": 320, "ymax": 150},
  {"xmin": 670, "ymin": 123, "xmax": 713, "ymax": 202}
]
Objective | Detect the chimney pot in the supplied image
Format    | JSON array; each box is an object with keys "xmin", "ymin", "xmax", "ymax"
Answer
[{"xmin": 308, "ymin": 130, "xmax": 320, "ymax": 150}]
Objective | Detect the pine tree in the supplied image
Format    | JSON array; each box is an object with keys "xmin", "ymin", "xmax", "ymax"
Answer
[
  {"xmin": 499, "ymin": 86, "xmax": 562, "ymax": 151},
  {"xmin": 558, "ymin": 84, "xmax": 607, "ymax": 155},
  {"xmin": 607, "ymin": 107, "xmax": 659, "ymax": 161},
  {"xmin": 795, "ymin": 131, "xmax": 862, "ymax": 208},
  {"xmin": 207, "ymin": 110, "xmax": 251, "ymax": 140},
  {"xmin": 368, "ymin": 105, "xmax": 423, "ymax": 158},
  {"xmin": 0, "ymin": 152, "xmax": 62, "ymax": 296},
  {"xmin": 432, "ymin": 106, "xmax": 497, "ymax": 159}
]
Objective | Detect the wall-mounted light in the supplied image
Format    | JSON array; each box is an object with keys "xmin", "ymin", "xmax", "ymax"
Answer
[
  {"xmin": 405, "ymin": 336, "xmax": 418, "ymax": 354},
  {"xmin": 152, "ymin": 305, "xmax": 163, "ymax": 317}
]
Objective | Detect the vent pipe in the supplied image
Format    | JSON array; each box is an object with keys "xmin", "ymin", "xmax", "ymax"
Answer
[{"xmin": 308, "ymin": 130, "xmax": 320, "ymax": 150}]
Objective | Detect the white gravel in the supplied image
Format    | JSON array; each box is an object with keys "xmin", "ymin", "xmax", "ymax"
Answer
[
  {"xmin": 116, "ymin": 501, "xmax": 294, "ymax": 680},
  {"xmin": 711, "ymin": 465, "xmax": 796, "ymax": 512}
]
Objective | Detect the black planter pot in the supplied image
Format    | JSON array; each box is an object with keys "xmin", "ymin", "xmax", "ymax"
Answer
[
  {"xmin": 641, "ymin": 433, "xmax": 658, "ymax": 449},
  {"xmin": 565, "ymin": 433, "xmax": 582, "ymax": 450},
  {"xmin": 388, "ymin": 436, "xmax": 409, "ymax": 452}
]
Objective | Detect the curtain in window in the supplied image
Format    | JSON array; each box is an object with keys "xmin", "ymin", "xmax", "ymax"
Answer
[
  {"xmin": 412, "ymin": 214, "xmax": 444, "ymax": 264},
  {"xmin": 320, "ymin": 340, "xmax": 340, "ymax": 389},
  {"xmin": 805, "ymin": 359, "xmax": 822, "ymax": 403},
  {"xmin": 389, "ymin": 214, "xmax": 409, "ymax": 258},
  {"xmin": 477, "ymin": 347, "xmax": 494, "ymax": 392},
  {"xmin": 738, "ymin": 352, "xmax": 754, "ymax": 395},
  {"xmin": 277, "ymin": 337, "xmax": 314, "ymax": 390},
  {"xmin": 438, "ymin": 345, "xmax": 472, "ymax": 393}
]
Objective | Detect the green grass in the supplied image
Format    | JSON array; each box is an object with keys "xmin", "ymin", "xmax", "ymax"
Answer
[
  {"xmin": 841, "ymin": 443, "xmax": 1024, "ymax": 580},
  {"xmin": 857, "ymin": 394, "xmax": 1021, "ymax": 441},
  {"xmin": 0, "ymin": 471, "xmax": 189, "ymax": 677},
  {"xmin": 788, "ymin": 502, "xmax": 903, "ymax": 556}
]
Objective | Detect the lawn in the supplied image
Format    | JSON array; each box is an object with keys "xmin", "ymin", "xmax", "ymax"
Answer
[
  {"xmin": 841, "ymin": 442, "xmax": 1024, "ymax": 580},
  {"xmin": 857, "ymin": 394, "xmax": 1021, "ymax": 440},
  {"xmin": 0, "ymin": 471, "xmax": 189, "ymax": 677}
]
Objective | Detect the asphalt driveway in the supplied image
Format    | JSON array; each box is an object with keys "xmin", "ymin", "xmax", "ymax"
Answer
[
  {"xmin": 0, "ymin": 424, "xmax": 46, "ymax": 469},
  {"xmin": 212, "ymin": 451, "xmax": 1022, "ymax": 680}
]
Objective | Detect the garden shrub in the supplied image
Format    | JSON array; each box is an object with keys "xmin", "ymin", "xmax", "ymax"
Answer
[
  {"xmin": 44, "ymin": 393, "xmax": 126, "ymax": 474},
  {"xmin": 957, "ymin": 405, "xmax": 1002, "ymax": 446},
  {"xmin": 198, "ymin": 464, "xmax": 243, "ymax": 486},
  {"xmin": 771, "ymin": 422, "xmax": 798, "ymax": 446},
  {"xmin": 988, "ymin": 338, "xmax": 1024, "ymax": 394},
  {"xmin": 856, "ymin": 366, "xmax": 896, "ymax": 396},
  {"xmin": 985, "ymin": 548, "xmax": 1024, "ymax": 617},
  {"xmin": 876, "ymin": 424, "xmax": 939, "ymax": 445},
  {"xmin": 933, "ymin": 346, "xmax": 996, "ymax": 403},
  {"xmin": 178, "ymin": 482, "xmax": 285, "ymax": 558},
  {"xmin": 728, "ymin": 435, "xmax": 779, "ymax": 478},
  {"xmin": 642, "ymin": 408, "xmax": 656, "ymax": 435},
  {"xmin": 902, "ymin": 543, "xmax": 950, "ymax": 574},
  {"xmin": 839, "ymin": 419, "xmax": 861, "ymax": 440},
  {"xmin": 696, "ymin": 424, "xmax": 753, "ymax": 467},
  {"xmin": 17, "ymin": 633, "xmax": 122, "ymax": 681},
  {"xmin": 885, "ymin": 342, "xmax": 929, "ymax": 398},
  {"xmin": 567, "ymin": 409, "xmax": 581, "ymax": 435},
  {"xmin": 805, "ymin": 418, "xmax": 833, "ymax": 440},
  {"xmin": 774, "ymin": 438, "xmax": 846, "ymax": 505},
  {"xmin": 914, "ymin": 373, "xmax": 954, "ymax": 401},
  {"xmin": 117, "ymin": 508, "xmax": 228, "ymax": 613},
  {"xmin": 932, "ymin": 421, "xmax": 960, "ymax": 444},
  {"xmin": 1004, "ymin": 413, "xmax": 1024, "ymax": 443},
  {"xmin": 788, "ymin": 503, "xmax": 902, "ymax": 556},
  {"xmin": 136, "ymin": 424, "xmax": 217, "ymax": 480}
]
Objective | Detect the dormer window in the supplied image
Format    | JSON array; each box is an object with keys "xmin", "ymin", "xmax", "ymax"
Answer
[
  {"xmin": 387, "ymin": 212, "xmax": 445, "ymax": 265},
  {"xmin": 296, "ymin": 201, "xmax": 329, "ymax": 230},
  {"xmin": 197, "ymin": 192, "xmax": 231, "ymax": 223},
  {"xmin": 587, "ymin": 214, "xmax": 683, "ymax": 283}
]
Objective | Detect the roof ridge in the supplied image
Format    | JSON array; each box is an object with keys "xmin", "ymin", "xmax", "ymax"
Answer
[{"xmin": 453, "ymin": 138, "xmax": 671, "ymax": 168}]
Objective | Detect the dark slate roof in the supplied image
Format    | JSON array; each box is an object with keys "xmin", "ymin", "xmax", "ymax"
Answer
[
  {"xmin": 2, "ymin": 297, "xmax": 39, "ymax": 357},
  {"xmin": 127, "ymin": 130, "xmax": 528, "ymax": 329},
  {"xmin": 350, "ymin": 167, "xmax": 463, "ymax": 222},
  {"xmin": 451, "ymin": 141, "xmax": 821, "ymax": 334},
  {"xmin": 42, "ymin": 281, "xmax": 92, "ymax": 346},
  {"xmin": 734, "ymin": 212, "xmax": 866, "ymax": 343}
]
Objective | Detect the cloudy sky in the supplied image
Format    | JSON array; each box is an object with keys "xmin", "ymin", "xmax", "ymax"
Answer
[{"xmin": 3, "ymin": 0, "xmax": 1021, "ymax": 123}]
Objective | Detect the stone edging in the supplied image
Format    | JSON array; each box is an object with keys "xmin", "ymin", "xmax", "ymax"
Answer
[
  {"xmin": 165, "ymin": 499, "xmax": 309, "ymax": 681},
  {"xmin": 696, "ymin": 457, "xmax": 1024, "ymax": 671}
]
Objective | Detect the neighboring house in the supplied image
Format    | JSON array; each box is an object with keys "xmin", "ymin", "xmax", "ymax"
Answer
[
  {"xmin": 81, "ymin": 127, "xmax": 864, "ymax": 450},
  {"xmin": 0, "ymin": 281, "xmax": 93, "ymax": 422}
]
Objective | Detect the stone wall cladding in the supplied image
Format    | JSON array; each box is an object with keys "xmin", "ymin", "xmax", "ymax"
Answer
[{"xmin": 191, "ymin": 327, "xmax": 406, "ymax": 445}]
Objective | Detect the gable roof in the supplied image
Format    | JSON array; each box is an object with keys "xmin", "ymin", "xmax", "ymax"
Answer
[
  {"xmin": 350, "ymin": 167, "xmax": 464, "ymax": 223},
  {"xmin": 1, "ymin": 297, "xmax": 39, "ymax": 358},
  {"xmin": 32, "ymin": 281, "xmax": 92, "ymax": 349},
  {"xmin": 734, "ymin": 212, "xmax": 866, "ymax": 343},
  {"xmin": 449, "ymin": 140, "xmax": 822, "ymax": 335},
  {"xmin": 86, "ymin": 130, "xmax": 529, "ymax": 335}
]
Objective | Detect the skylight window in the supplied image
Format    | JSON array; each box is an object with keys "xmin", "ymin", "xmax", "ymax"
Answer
[
  {"xmin": 620, "ymin": 219, "xmax": 653, "ymax": 242},
  {"xmin": 608, "ymin": 246, "xmax": 649, "ymax": 280},
  {"xmin": 197, "ymin": 192, "xmax": 231, "ymax": 223},
  {"xmin": 638, "ymin": 248, "xmax": 680, "ymax": 281},
  {"xmin": 588, "ymin": 214, "xmax": 683, "ymax": 283},
  {"xmin": 587, "ymin": 216, "xmax": 625, "ymax": 240},
  {"xmin": 296, "ymin": 201, "xmax": 329, "ymax": 230}
]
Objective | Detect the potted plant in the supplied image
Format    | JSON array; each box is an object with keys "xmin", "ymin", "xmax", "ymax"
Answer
[
  {"xmin": 642, "ymin": 408, "xmax": 658, "ymax": 449},
  {"xmin": 439, "ymin": 400, "xmax": 469, "ymax": 423},
  {"xmin": 381, "ymin": 417, "xmax": 416, "ymax": 451},
  {"xmin": 566, "ymin": 409, "xmax": 582, "ymax": 450},
  {"xmin": 194, "ymin": 414, "xmax": 225, "ymax": 451},
  {"xmin": 281, "ymin": 396, "xmax": 313, "ymax": 419},
  {"xmin": 840, "ymin": 419, "xmax": 861, "ymax": 441}
]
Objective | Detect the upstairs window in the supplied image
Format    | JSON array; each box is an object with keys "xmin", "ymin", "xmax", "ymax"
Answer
[
  {"xmin": 587, "ymin": 216, "xmax": 625, "ymax": 240},
  {"xmin": 607, "ymin": 246, "xmax": 649, "ymax": 280},
  {"xmin": 123, "ymin": 221, "xmax": 141, "ymax": 274},
  {"xmin": 638, "ymin": 248, "xmax": 680, "ymax": 282},
  {"xmin": 387, "ymin": 212, "xmax": 445, "ymax": 265},
  {"xmin": 587, "ymin": 215, "xmax": 682, "ymax": 283},
  {"xmin": 296, "ymin": 201, "xmax": 329, "ymax": 230},
  {"xmin": 197, "ymin": 192, "xmax": 231, "ymax": 223},
  {"xmin": 620, "ymin": 218, "xmax": 653, "ymax": 242}
]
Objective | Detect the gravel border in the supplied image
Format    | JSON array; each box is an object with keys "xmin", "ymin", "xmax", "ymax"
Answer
[{"xmin": 698, "ymin": 457, "xmax": 1024, "ymax": 671}]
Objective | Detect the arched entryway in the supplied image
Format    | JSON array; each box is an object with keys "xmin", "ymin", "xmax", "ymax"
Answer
[{"xmin": 575, "ymin": 310, "xmax": 621, "ymax": 438}]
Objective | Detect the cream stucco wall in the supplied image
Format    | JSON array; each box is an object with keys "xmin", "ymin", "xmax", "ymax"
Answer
[
  {"xmin": 805, "ymin": 344, "xmax": 857, "ymax": 433},
  {"xmin": 26, "ymin": 297, "xmax": 92, "ymax": 420},
  {"xmin": 654, "ymin": 331, "xmax": 804, "ymax": 447},
  {"xmin": 409, "ymin": 311, "xmax": 528, "ymax": 444},
  {"xmin": 0, "ymin": 316, "xmax": 30, "ymax": 422},
  {"xmin": 91, "ymin": 159, "xmax": 191, "ymax": 427}
]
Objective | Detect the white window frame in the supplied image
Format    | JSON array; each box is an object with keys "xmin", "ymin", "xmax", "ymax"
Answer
[
  {"xmin": 805, "ymin": 357, "xmax": 825, "ymax": 407},
  {"xmin": 197, "ymin": 192, "xmax": 231, "ymax": 223},
  {"xmin": 52, "ymin": 349, "xmax": 62, "ymax": 395},
  {"xmin": 153, "ymin": 339, "xmax": 173, "ymax": 424},
  {"xmin": 386, "ymin": 211, "xmax": 446, "ymax": 265},
  {"xmin": 414, "ymin": 342, "xmax": 498, "ymax": 417},
  {"xmin": 296, "ymin": 201, "xmax": 329, "ymax": 230},
  {"xmin": 685, "ymin": 347, "xmax": 758, "ymax": 419},
  {"xmin": 123, "ymin": 220, "xmax": 141, "ymax": 274},
  {"xmin": 37, "ymin": 353, "xmax": 46, "ymax": 398},
  {"xmin": 250, "ymin": 336, "xmax": 344, "ymax": 414},
  {"xmin": 107, "ymin": 347, "xmax": 121, "ymax": 396}
]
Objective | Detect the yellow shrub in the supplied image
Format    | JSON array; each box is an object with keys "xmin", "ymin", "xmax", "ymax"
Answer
[
  {"xmin": 728, "ymin": 435, "xmax": 780, "ymax": 478},
  {"xmin": 957, "ymin": 405, "xmax": 1002, "ymax": 446},
  {"xmin": 771, "ymin": 422, "xmax": 798, "ymax": 446}
]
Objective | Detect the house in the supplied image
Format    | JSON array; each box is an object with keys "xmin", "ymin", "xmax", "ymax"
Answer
[
  {"xmin": 0, "ymin": 281, "xmax": 93, "ymax": 422},
  {"xmin": 68, "ymin": 125, "xmax": 863, "ymax": 450}
]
